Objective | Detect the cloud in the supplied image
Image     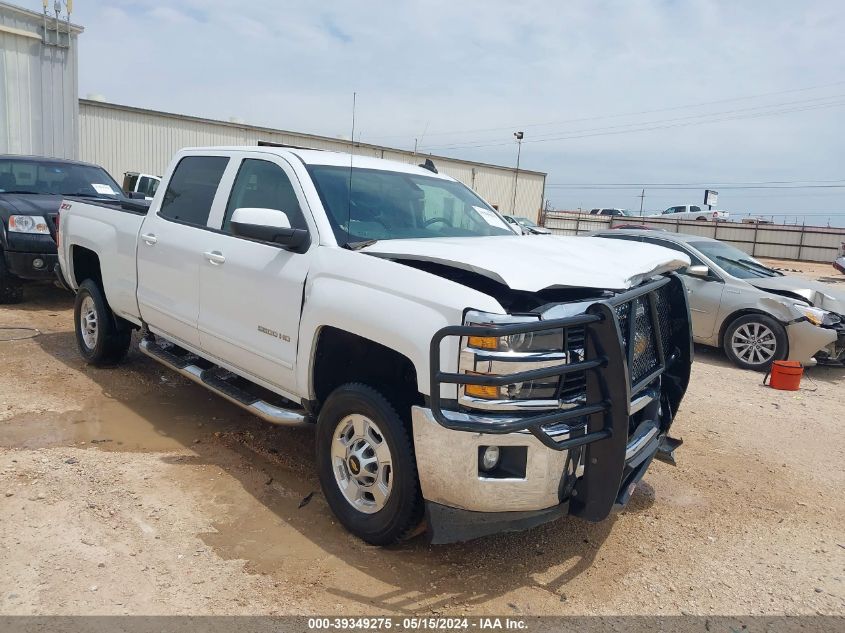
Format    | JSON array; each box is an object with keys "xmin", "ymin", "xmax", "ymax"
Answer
[{"xmin": 71, "ymin": 0, "xmax": 845, "ymax": 221}]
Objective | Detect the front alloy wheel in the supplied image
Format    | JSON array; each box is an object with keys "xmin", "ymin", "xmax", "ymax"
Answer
[
  {"xmin": 316, "ymin": 383, "xmax": 423, "ymax": 545},
  {"xmin": 723, "ymin": 314, "xmax": 787, "ymax": 371},
  {"xmin": 331, "ymin": 414, "xmax": 393, "ymax": 513}
]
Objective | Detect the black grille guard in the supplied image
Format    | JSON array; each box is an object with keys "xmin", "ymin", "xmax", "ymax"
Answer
[{"xmin": 429, "ymin": 275, "xmax": 692, "ymax": 454}]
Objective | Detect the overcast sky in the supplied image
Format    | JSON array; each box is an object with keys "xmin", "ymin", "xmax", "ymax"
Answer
[{"xmin": 66, "ymin": 0, "xmax": 845, "ymax": 224}]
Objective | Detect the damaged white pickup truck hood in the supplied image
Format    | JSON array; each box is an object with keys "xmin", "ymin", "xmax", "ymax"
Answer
[{"xmin": 363, "ymin": 235, "xmax": 690, "ymax": 292}]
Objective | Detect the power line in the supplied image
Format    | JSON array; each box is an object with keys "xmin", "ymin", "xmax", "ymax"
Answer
[
  {"xmin": 422, "ymin": 97, "xmax": 845, "ymax": 151},
  {"xmin": 366, "ymin": 79, "xmax": 845, "ymax": 142},
  {"xmin": 546, "ymin": 179, "xmax": 845, "ymax": 187},
  {"xmin": 546, "ymin": 184, "xmax": 845, "ymax": 190},
  {"xmin": 427, "ymin": 93, "xmax": 845, "ymax": 148}
]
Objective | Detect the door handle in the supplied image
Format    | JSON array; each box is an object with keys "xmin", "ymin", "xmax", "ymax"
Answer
[
  {"xmin": 141, "ymin": 233, "xmax": 157, "ymax": 245},
  {"xmin": 203, "ymin": 250, "xmax": 226, "ymax": 265}
]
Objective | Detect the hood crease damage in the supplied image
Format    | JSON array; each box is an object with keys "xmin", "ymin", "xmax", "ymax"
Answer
[{"xmin": 363, "ymin": 235, "xmax": 689, "ymax": 309}]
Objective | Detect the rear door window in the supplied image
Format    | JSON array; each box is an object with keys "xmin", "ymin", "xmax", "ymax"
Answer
[{"xmin": 159, "ymin": 156, "xmax": 229, "ymax": 227}]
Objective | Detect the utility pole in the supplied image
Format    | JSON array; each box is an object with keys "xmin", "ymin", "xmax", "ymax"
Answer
[
  {"xmin": 511, "ymin": 131, "xmax": 524, "ymax": 214},
  {"xmin": 639, "ymin": 188, "xmax": 645, "ymax": 215}
]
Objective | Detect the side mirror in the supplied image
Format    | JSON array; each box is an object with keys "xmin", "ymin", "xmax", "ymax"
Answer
[
  {"xmin": 686, "ymin": 264, "xmax": 711, "ymax": 278},
  {"xmin": 230, "ymin": 207, "xmax": 309, "ymax": 253},
  {"xmin": 127, "ymin": 191, "xmax": 146, "ymax": 199}
]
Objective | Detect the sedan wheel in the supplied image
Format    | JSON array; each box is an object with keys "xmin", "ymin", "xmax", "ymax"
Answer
[
  {"xmin": 723, "ymin": 314, "xmax": 787, "ymax": 371},
  {"xmin": 731, "ymin": 322, "xmax": 777, "ymax": 366}
]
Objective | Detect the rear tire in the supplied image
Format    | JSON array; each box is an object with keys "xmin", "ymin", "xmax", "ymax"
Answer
[
  {"xmin": 723, "ymin": 314, "xmax": 787, "ymax": 371},
  {"xmin": 74, "ymin": 279, "xmax": 131, "ymax": 365},
  {"xmin": 316, "ymin": 383, "xmax": 423, "ymax": 545},
  {"xmin": 0, "ymin": 253, "xmax": 24, "ymax": 304}
]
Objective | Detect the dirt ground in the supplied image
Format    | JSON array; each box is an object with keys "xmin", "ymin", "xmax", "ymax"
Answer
[{"xmin": 0, "ymin": 259, "xmax": 843, "ymax": 616}]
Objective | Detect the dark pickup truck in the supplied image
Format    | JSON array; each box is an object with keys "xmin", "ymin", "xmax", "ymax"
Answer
[{"xmin": 0, "ymin": 155, "xmax": 144, "ymax": 303}]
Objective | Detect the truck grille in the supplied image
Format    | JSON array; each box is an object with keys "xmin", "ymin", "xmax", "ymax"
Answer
[
  {"xmin": 558, "ymin": 282, "xmax": 675, "ymax": 404},
  {"xmin": 559, "ymin": 326, "xmax": 587, "ymax": 402},
  {"xmin": 616, "ymin": 284, "xmax": 673, "ymax": 385}
]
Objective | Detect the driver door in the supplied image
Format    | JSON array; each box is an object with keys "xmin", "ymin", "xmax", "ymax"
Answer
[{"xmin": 198, "ymin": 154, "xmax": 314, "ymax": 394}]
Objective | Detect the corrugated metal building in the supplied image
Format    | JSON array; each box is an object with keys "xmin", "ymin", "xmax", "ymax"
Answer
[
  {"xmin": 0, "ymin": 1, "xmax": 82, "ymax": 158},
  {"xmin": 79, "ymin": 100, "xmax": 547, "ymax": 221}
]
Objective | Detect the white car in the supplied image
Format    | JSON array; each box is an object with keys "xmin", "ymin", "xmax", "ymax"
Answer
[
  {"xmin": 502, "ymin": 214, "xmax": 552, "ymax": 235},
  {"xmin": 58, "ymin": 146, "xmax": 692, "ymax": 545},
  {"xmin": 590, "ymin": 208, "xmax": 636, "ymax": 217},
  {"xmin": 652, "ymin": 205, "xmax": 729, "ymax": 222}
]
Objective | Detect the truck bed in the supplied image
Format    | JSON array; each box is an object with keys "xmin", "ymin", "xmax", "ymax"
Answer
[{"xmin": 58, "ymin": 197, "xmax": 148, "ymax": 325}]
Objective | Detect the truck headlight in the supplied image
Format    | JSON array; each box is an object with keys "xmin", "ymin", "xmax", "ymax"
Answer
[
  {"xmin": 466, "ymin": 326, "xmax": 564, "ymax": 353},
  {"xmin": 793, "ymin": 304, "xmax": 837, "ymax": 327},
  {"xmin": 460, "ymin": 310, "xmax": 580, "ymax": 406},
  {"xmin": 8, "ymin": 215, "xmax": 50, "ymax": 234}
]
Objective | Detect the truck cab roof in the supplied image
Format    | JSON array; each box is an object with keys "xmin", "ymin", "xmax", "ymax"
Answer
[{"xmin": 180, "ymin": 146, "xmax": 454, "ymax": 180}]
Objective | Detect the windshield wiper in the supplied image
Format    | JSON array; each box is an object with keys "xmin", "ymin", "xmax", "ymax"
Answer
[
  {"xmin": 738, "ymin": 258, "xmax": 780, "ymax": 276},
  {"xmin": 61, "ymin": 192, "xmax": 120, "ymax": 199},
  {"xmin": 345, "ymin": 239, "xmax": 378, "ymax": 251},
  {"xmin": 1, "ymin": 190, "xmax": 43, "ymax": 195}
]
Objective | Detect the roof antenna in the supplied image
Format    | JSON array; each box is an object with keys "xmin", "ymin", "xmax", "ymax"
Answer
[
  {"xmin": 346, "ymin": 91, "xmax": 356, "ymax": 248},
  {"xmin": 419, "ymin": 158, "xmax": 438, "ymax": 174}
]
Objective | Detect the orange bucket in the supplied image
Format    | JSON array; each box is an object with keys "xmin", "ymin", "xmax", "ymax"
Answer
[{"xmin": 765, "ymin": 360, "xmax": 804, "ymax": 391}]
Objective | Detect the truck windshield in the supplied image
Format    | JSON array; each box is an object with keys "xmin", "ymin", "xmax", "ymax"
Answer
[
  {"xmin": 0, "ymin": 159, "xmax": 124, "ymax": 198},
  {"xmin": 306, "ymin": 165, "xmax": 515, "ymax": 243}
]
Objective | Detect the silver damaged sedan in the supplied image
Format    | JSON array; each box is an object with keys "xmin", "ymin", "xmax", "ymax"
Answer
[{"xmin": 592, "ymin": 229, "xmax": 845, "ymax": 370}]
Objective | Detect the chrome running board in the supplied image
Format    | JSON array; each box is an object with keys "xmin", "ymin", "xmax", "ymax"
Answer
[{"xmin": 139, "ymin": 337, "xmax": 310, "ymax": 428}]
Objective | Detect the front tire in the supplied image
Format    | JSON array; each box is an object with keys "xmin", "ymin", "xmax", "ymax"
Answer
[
  {"xmin": 74, "ymin": 279, "xmax": 131, "ymax": 365},
  {"xmin": 723, "ymin": 314, "xmax": 787, "ymax": 371},
  {"xmin": 316, "ymin": 383, "xmax": 423, "ymax": 545},
  {"xmin": 0, "ymin": 253, "xmax": 24, "ymax": 304}
]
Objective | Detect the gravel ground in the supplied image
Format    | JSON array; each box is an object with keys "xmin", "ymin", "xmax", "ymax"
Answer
[{"xmin": 0, "ymin": 259, "xmax": 843, "ymax": 616}]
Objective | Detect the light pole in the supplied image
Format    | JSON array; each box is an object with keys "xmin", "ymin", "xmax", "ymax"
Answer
[{"xmin": 511, "ymin": 131, "xmax": 524, "ymax": 214}]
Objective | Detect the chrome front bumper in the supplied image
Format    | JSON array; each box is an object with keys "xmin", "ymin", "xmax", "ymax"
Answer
[
  {"xmin": 413, "ymin": 399, "xmax": 670, "ymax": 515},
  {"xmin": 412, "ymin": 406, "xmax": 570, "ymax": 512}
]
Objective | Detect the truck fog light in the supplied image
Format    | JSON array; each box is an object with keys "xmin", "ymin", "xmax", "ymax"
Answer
[
  {"xmin": 32, "ymin": 258, "xmax": 45, "ymax": 269},
  {"xmin": 480, "ymin": 446, "xmax": 501, "ymax": 471}
]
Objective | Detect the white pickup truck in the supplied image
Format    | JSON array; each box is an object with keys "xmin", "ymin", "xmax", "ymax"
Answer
[
  {"xmin": 58, "ymin": 146, "xmax": 693, "ymax": 544},
  {"xmin": 651, "ymin": 205, "xmax": 729, "ymax": 222}
]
